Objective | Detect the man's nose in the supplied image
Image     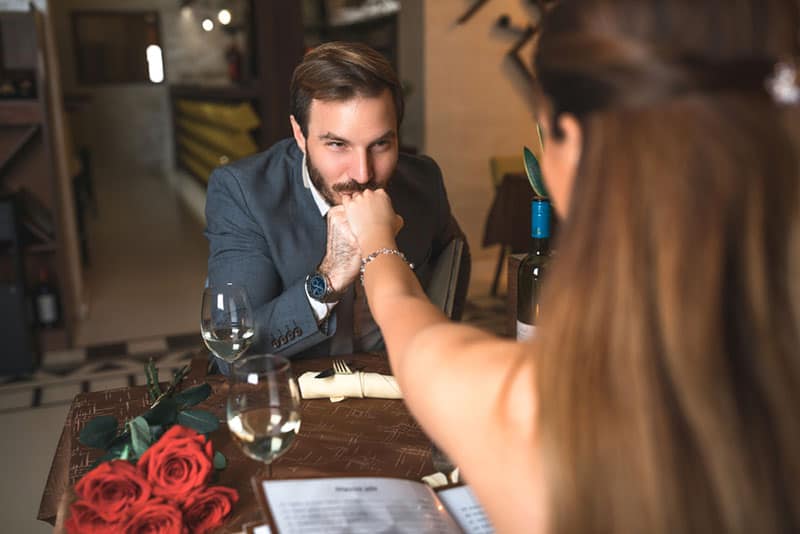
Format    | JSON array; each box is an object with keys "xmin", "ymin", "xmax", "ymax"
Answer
[{"xmin": 351, "ymin": 149, "xmax": 373, "ymax": 184}]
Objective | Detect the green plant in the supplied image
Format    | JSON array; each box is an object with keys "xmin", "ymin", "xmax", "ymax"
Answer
[{"xmin": 78, "ymin": 359, "xmax": 225, "ymax": 469}]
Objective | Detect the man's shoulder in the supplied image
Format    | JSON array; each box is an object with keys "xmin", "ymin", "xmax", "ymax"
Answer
[
  {"xmin": 211, "ymin": 138, "xmax": 302, "ymax": 188},
  {"xmin": 395, "ymin": 151, "xmax": 442, "ymax": 186}
]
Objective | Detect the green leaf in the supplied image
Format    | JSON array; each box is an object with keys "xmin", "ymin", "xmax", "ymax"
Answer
[
  {"xmin": 142, "ymin": 398, "xmax": 178, "ymax": 427},
  {"xmin": 171, "ymin": 364, "xmax": 189, "ymax": 386},
  {"xmin": 146, "ymin": 359, "xmax": 161, "ymax": 402},
  {"xmin": 79, "ymin": 416, "xmax": 119, "ymax": 450},
  {"xmin": 119, "ymin": 443, "xmax": 131, "ymax": 461},
  {"xmin": 173, "ymin": 383, "xmax": 212, "ymax": 408},
  {"xmin": 213, "ymin": 451, "xmax": 227, "ymax": 470},
  {"xmin": 177, "ymin": 409, "xmax": 219, "ymax": 434},
  {"xmin": 128, "ymin": 416, "xmax": 152, "ymax": 458},
  {"xmin": 523, "ymin": 146, "xmax": 549, "ymax": 199}
]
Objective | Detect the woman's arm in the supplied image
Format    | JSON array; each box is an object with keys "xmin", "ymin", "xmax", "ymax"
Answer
[{"xmin": 343, "ymin": 191, "xmax": 536, "ymax": 467}]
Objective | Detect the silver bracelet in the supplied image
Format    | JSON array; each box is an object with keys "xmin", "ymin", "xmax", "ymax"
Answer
[{"xmin": 359, "ymin": 248, "xmax": 415, "ymax": 285}]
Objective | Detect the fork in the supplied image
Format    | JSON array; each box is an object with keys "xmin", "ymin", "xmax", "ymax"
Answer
[{"xmin": 332, "ymin": 359, "xmax": 354, "ymax": 375}]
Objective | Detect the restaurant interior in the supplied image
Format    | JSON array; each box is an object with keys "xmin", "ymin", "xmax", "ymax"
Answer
[{"xmin": 0, "ymin": 0, "xmax": 547, "ymax": 530}]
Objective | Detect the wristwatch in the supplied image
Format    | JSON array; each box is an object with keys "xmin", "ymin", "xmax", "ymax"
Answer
[{"xmin": 305, "ymin": 271, "xmax": 344, "ymax": 303}]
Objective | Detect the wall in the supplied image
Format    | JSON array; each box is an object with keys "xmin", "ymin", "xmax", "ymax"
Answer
[
  {"xmin": 423, "ymin": 0, "xmax": 540, "ymax": 260},
  {"xmin": 398, "ymin": 0, "xmax": 424, "ymax": 151},
  {"xmin": 0, "ymin": 0, "xmax": 45, "ymax": 10},
  {"xmin": 49, "ymin": 0, "xmax": 246, "ymax": 175}
]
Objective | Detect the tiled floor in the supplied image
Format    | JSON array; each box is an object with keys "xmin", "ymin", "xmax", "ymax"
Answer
[
  {"xmin": 2, "ymin": 158, "xmax": 509, "ymax": 531},
  {"xmin": 75, "ymin": 164, "xmax": 209, "ymax": 346}
]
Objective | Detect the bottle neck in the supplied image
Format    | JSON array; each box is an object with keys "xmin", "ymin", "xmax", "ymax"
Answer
[{"xmin": 531, "ymin": 237, "xmax": 549, "ymax": 253}]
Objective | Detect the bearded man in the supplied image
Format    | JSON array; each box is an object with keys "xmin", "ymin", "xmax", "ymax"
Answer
[{"xmin": 205, "ymin": 42, "xmax": 467, "ymax": 364}]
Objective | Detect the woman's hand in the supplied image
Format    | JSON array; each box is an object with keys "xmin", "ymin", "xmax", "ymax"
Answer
[{"xmin": 342, "ymin": 189, "xmax": 404, "ymax": 252}]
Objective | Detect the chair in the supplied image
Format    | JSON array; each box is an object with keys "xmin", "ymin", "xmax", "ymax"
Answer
[
  {"xmin": 424, "ymin": 236, "xmax": 471, "ymax": 321},
  {"xmin": 483, "ymin": 155, "xmax": 535, "ymax": 296}
]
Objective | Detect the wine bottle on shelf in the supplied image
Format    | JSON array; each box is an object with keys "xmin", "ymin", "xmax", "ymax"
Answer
[
  {"xmin": 516, "ymin": 199, "xmax": 551, "ymax": 341},
  {"xmin": 35, "ymin": 267, "xmax": 61, "ymax": 329}
]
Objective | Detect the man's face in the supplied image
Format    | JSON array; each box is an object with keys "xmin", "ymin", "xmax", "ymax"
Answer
[{"xmin": 291, "ymin": 89, "xmax": 399, "ymax": 206}]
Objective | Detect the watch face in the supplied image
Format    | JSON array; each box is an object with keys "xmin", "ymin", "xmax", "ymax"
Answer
[{"xmin": 307, "ymin": 274, "xmax": 327, "ymax": 300}]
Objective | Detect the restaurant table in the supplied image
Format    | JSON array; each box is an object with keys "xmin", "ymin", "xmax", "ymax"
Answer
[{"xmin": 38, "ymin": 352, "xmax": 438, "ymax": 533}]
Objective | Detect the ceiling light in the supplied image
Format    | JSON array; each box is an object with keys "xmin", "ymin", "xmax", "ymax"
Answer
[
  {"xmin": 201, "ymin": 18, "xmax": 214, "ymax": 31},
  {"xmin": 217, "ymin": 9, "xmax": 232, "ymax": 25}
]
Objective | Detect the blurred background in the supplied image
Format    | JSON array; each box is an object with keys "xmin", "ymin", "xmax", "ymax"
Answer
[
  {"xmin": 1, "ymin": 0, "xmax": 546, "ymax": 363},
  {"xmin": 0, "ymin": 2, "xmax": 547, "ymax": 528}
]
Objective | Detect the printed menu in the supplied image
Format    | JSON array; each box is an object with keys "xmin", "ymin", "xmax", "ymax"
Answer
[{"xmin": 256, "ymin": 476, "xmax": 494, "ymax": 533}]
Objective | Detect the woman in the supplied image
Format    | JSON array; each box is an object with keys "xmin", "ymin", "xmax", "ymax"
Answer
[{"xmin": 343, "ymin": 0, "xmax": 800, "ymax": 532}]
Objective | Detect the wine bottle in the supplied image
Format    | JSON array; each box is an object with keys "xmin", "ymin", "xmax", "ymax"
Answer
[
  {"xmin": 516, "ymin": 199, "xmax": 551, "ymax": 341},
  {"xmin": 35, "ymin": 267, "xmax": 61, "ymax": 328}
]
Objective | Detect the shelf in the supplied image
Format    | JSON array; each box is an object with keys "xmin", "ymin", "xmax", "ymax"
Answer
[
  {"xmin": 0, "ymin": 124, "xmax": 40, "ymax": 175},
  {"xmin": 26, "ymin": 242, "xmax": 57, "ymax": 254},
  {"xmin": 169, "ymin": 84, "xmax": 261, "ymax": 101},
  {"xmin": 0, "ymin": 100, "xmax": 42, "ymax": 125}
]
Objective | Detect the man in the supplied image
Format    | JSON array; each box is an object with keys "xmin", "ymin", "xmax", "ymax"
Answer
[{"xmin": 205, "ymin": 42, "xmax": 467, "ymax": 361}]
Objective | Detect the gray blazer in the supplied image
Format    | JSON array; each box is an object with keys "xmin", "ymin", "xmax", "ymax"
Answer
[{"xmin": 205, "ymin": 138, "xmax": 464, "ymax": 359}]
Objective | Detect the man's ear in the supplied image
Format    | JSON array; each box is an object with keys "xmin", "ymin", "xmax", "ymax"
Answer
[{"xmin": 289, "ymin": 115, "xmax": 306, "ymax": 154}]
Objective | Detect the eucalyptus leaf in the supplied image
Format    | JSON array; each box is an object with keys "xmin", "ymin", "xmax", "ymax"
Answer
[
  {"xmin": 142, "ymin": 398, "xmax": 178, "ymax": 426},
  {"xmin": 173, "ymin": 383, "xmax": 212, "ymax": 408},
  {"xmin": 120, "ymin": 443, "xmax": 131, "ymax": 461},
  {"xmin": 79, "ymin": 415, "xmax": 119, "ymax": 450},
  {"xmin": 128, "ymin": 416, "xmax": 152, "ymax": 458},
  {"xmin": 177, "ymin": 409, "xmax": 220, "ymax": 434},
  {"xmin": 146, "ymin": 359, "xmax": 161, "ymax": 402},
  {"xmin": 213, "ymin": 451, "xmax": 227, "ymax": 470},
  {"xmin": 523, "ymin": 146, "xmax": 549, "ymax": 199}
]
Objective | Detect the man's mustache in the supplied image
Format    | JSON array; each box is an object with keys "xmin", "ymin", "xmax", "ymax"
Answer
[{"xmin": 332, "ymin": 181, "xmax": 380, "ymax": 194}]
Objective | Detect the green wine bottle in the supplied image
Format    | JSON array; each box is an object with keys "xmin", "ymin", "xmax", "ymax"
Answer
[{"xmin": 516, "ymin": 199, "xmax": 551, "ymax": 341}]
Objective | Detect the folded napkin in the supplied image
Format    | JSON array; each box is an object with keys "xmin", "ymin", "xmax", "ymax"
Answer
[{"xmin": 298, "ymin": 371, "xmax": 402, "ymax": 402}]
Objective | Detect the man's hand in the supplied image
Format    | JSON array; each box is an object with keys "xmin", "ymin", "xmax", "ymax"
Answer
[{"xmin": 318, "ymin": 206, "xmax": 361, "ymax": 293}]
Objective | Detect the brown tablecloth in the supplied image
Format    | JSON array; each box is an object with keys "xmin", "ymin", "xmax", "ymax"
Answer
[{"xmin": 38, "ymin": 353, "xmax": 436, "ymax": 533}]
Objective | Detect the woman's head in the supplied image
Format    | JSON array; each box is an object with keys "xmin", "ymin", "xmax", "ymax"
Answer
[
  {"xmin": 534, "ymin": 0, "xmax": 800, "ymax": 215},
  {"xmin": 532, "ymin": 1, "xmax": 800, "ymax": 533}
]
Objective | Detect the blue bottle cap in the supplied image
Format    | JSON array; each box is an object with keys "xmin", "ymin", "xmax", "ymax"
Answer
[{"xmin": 531, "ymin": 200, "xmax": 550, "ymax": 239}]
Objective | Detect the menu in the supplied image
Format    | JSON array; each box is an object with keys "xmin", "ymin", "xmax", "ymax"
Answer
[{"xmin": 257, "ymin": 476, "xmax": 494, "ymax": 533}]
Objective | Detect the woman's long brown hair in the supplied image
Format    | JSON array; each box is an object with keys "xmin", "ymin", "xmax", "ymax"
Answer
[{"xmin": 533, "ymin": 1, "xmax": 800, "ymax": 532}]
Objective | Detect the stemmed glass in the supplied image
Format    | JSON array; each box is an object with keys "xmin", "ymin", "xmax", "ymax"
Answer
[
  {"xmin": 226, "ymin": 354, "xmax": 302, "ymax": 475},
  {"xmin": 200, "ymin": 283, "xmax": 255, "ymax": 364}
]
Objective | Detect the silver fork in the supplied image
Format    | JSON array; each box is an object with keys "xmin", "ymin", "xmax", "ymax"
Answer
[{"xmin": 332, "ymin": 359, "xmax": 353, "ymax": 375}]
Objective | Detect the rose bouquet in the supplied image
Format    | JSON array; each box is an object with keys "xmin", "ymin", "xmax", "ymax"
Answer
[{"xmin": 68, "ymin": 361, "xmax": 238, "ymax": 533}]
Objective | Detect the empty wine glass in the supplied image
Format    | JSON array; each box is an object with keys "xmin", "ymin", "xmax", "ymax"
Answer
[
  {"xmin": 227, "ymin": 354, "xmax": 302, "ymax": 471},
  {"xmin": 201, "ymin": 283, "xmax": 255, "ymax": 364}
]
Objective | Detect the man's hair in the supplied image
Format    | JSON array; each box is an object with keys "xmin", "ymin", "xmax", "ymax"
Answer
[{"xmin": 290, "ymin": 41, "xmax": 404, "ymax": 136}]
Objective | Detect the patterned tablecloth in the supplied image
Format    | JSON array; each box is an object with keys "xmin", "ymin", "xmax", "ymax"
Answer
[{"xmin": 38, "ymin": 352, "xmax": 436, "ymax": 533}]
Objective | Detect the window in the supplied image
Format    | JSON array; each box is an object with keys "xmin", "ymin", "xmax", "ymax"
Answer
[{"xmin": 72, "ymin": 11, "xmax": 164, "ymax": 85}]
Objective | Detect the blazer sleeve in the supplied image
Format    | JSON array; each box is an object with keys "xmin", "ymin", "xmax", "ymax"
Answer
[{"xmin": 205, "ymin": 166, "xmax": 335, "ymax": 362}]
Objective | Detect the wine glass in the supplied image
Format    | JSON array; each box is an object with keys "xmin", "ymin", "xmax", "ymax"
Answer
[
  {"xmin": 226, "ymin": 353, "xmax": 302, "ymax": 469},
  {"xmin": 200, "ymin": 283, "xmax": 255, "ymax": 364}
]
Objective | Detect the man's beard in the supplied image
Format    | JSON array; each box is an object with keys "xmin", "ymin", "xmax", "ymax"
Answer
[{"xmin": 306, "ymin": 150, "xmax": 380, "ymax": 206}]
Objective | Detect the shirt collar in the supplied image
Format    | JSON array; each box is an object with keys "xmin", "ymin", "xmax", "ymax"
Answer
[{"xmin": 301, "ymin": 153, "xmax": 331, "ymax": 217}]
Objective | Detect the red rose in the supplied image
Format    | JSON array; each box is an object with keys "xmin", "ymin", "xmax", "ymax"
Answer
[
  {"xmin": 123, "ymin": 499, "xmax": 185, "ymax": 534},
  {"xmin": 74, "ymin": 460, "xmax": 151, "ymax": 522},
  {"xmin": 182, "ymin": 486, "xmax": 239, "ymax": 533},
  {"xmin": 66, "ymin": 501, "xmax": 127, "ymax": 534},
  {"xmin": 137, "ymin": 425, "xmax": 214, "ymax": 501}
]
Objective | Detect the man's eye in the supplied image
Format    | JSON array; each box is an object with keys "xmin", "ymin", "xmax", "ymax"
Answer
[
  {"xmin": 327, "ymin": 141, "xmax": 345, "ymax": 148},
  {"xmin": 372, "ymin": 140, "xmax": 391, "ymax": 150}
]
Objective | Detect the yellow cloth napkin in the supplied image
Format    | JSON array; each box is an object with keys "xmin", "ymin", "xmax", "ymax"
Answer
[{"xmin": 298, "ymin": 371, "xmax": 402, "ymax": 402}]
